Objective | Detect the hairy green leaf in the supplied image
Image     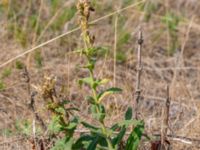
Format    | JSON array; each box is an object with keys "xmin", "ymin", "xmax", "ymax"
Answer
[
  {"xmin": 78, "ymin": 77, "xmax": 93, "ymax": 88},
  {"xmin": 87, "ymin": 136, "xmax": 99, "ymax": 150},
  {"xmin": 81, "ymin": 121, "xmax": 99, "ymax": 131},
  {"xmin": 118, "ymin": 120, "xmax": 141, "ymax": 128},
  {"xmin": 51, "ymin": 136, "xmax": 74, "ymax": 150},
  {"xmin": 90, "ymin": 104, "xmax": 106, "ymax": 123},
  {"xmin": 112, "ymin": 127, "xmax": 126, "ymax": 148},
  {"xmin": 125, "ymin": 107, "xmax": 132, "ymax": 120},
  {"xmin": 125, "ymin": 122, "xmax": 144, "ymax": 150},
  {"xmin": 48, "ymin": 116, "xmax": 62, "ymax": 134},
  {"xmin": 73, "ymin": 135, "xmax": 94, "ymax": 149},
  {"xmin": 97, "ymin": 87, "xmax": 122, "ymax": 103}
]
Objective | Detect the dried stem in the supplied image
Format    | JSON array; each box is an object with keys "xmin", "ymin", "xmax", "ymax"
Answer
[
  {"xmin": 160, "ymin": 85, "xmax": 171, "ymax": 150},
  {"xmin": 113, "ymin": 15, "xmax": 118, "ymax": 87},
  {"xmin": 29, "ymin": 92, "xmax": 47, "ymax": 131},
  {"xmin": 21, "ymin": 66, "xmax": 47, "ymax": 131},
  {"xmin": 22, "ymin": 66, "xmax": 31, "ymax": 95},
  {"xmin": 134, "ymin": 28, "xmax": 143, "ymax": 119}
]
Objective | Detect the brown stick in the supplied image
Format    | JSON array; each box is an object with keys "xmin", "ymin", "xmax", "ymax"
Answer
[
  {"xmin": 21, "ymin": 66, "xmax": 47, "ymax": 131},
  {"xmin": 21, "ymin": 66, "xmax": 31, "ymax": 95},
  {"xmin": 29, "ymin": 92, "xmax": 47, "ymax": 131},
  {"xmin": 160, "ymin": 85, "xmax": 171, "ymax": 150},
  {"xmin": 134, "ymin": 28, "xmax": 143, "ymax": 119}
]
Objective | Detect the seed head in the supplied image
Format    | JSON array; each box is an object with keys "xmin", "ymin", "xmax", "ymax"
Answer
[
  {"xmin": 41, "ymin": 75, "xmax": 57, "ymax": 101},
  {"xmin": 77, "ymin": 0, "xmax": 95, "ymax": 48}
]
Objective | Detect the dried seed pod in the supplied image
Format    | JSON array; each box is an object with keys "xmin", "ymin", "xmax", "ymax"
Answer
[
  {"xmin": 77, "ymin": 0, "xmax": 95, "ymax": 48},
  {"xmin": 41, "ymin": 75, "xmax": 57, "ymax": 101}
]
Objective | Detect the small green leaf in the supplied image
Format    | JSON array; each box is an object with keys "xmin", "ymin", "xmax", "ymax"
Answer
[
  {"xmin": 65, "ymin": 107, "xmax": 79, "ymax": 112},
  {"xmin": 81, "ymin": 121, "xmax": 99, "ymax": 131},
  {"xmin": 110, "ymin": 123, "xmax": 120, "ymax": 131},
  {"xmin": 87, "ymin": 136, "xmax": 99, "ymax": 150},
  {"xmin": 65, "ymin": 121, "xmax": 78, "ymax": 130},
  {"xmin": 95, "ymin": 46, "xmax": 109, "ymax": 58},
  {"xmin": 87, "ymin": 47, "xmax": 97, "ymax": 57},
  {"xmin": 97, "ymin": 136, "xmax": 108, "ymax": 148},
  {"xmin": 98, "ymin": 79, "xmax": 110, "ymax": 85},
  {"xmin": 55, "ymin": 107, "xmax": 65, "ymax": 115},
  {"xmin": 48, "ymin": 116, "xmax": 62, "ymax": 134},
  {"xmin": 112, "ymin": 127, "xmax": 126, "ymax": 147},
  {"xmin": 79, "ymin": 78, "xmax": 110, "ymax": 90},
  {"xmin": 91, "ymin": 104, "xmax": 97, "ymax": 118},
  {"xmin": 61, "ymin": 100, "xmax": 71, "ymax": 105},
  {"xmin": 98, "ymin": 104, "xmax": 106, "ymax": 123},
  {"xmin": 84, "ymin": 62, "xmax": 95, "ymax": 72},
  {"xmin": 51, "ymin": 137, "xmax": 74, "ymax": 150},
  {"xmin": 97, "ymin": 87, "xmax": 122, "ymax": 103},
  {"xmin": 125, "ymin": 107, "xmax": 132, "ymax": 120},
  {"xmin": 125, "ymin": 121, "xmax": 144, "ymax": 150},
  {"xmin": 73, "ymin": 135, "xmax": 94, "ymax": 149},
  {"xmin": 78, "ymin": 77, "xmax": 93, "ymax": 88},
  {"xmin": 118, "ymin": 120, "xmax": 141, "ymax": 128},
  {"xmin": 81, "ymin": 121, "xmax": 106, "ymax": 138},
  {"xmin": 90, "ymin": 104, "xmax": 106, "ymax": 123},
  {"xmin": 93, "ymin": 79, "xmax": 110, "ymax": 89}
]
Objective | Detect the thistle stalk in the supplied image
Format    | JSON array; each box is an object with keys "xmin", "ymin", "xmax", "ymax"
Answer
[{"xmin": 134, "ymin": 28, "xmax": 143, "ymax": 119}]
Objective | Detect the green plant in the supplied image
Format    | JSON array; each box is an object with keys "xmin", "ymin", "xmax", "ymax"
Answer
[
  {"xmin": 73, "ymin": 1, "xmax": 144, "ymax": 149},
  {"xmin": 37, "ymin": 75, "xmax": 79, "ymax": 150},
  {"xmin": 42, "ymin": 1, "xmax": 144, "ymax": 149},
  {"xmin": 48, "ymin": 100, "xmax": 79, "ymax": 150}
]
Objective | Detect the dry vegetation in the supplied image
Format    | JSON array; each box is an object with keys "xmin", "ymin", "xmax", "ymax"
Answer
[{"xmin": 0, "ymin": 0, "xmax": 200, "ymax": 149}]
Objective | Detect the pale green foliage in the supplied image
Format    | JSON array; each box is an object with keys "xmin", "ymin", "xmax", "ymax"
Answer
[
  {"xmin": 15, "ymin": 60, "xmax": 24, "ymax": 69},
  {"xmin": 15, "ymin": 120, "xmax": 32, "ymax": 136},
  {"xmin": 34, "ymin": 51, "xmax": 43, "ymax": 68},
  {"xmin": 162, "ymin": 11, "xmax": 181, "ymax": 55},
  {"xmin": 1, "ymin": 128, "xmax": 12, "ymax": 137},
  {"xmin": 0, "ymin": 80, "xmax": 5, "ymax": 91},
  {"xmin": 1, "ymin": 68, "xmax": 12, "ymax": 78}
]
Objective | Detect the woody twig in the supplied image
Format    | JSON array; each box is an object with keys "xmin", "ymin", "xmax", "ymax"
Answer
[
  {"xmin": 134, "ymin": 28, "xmax": 143, "ymax": 119},
  {"xmin": 160, "ymin": 85, "xmax": 171, "ymax": 150}
]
